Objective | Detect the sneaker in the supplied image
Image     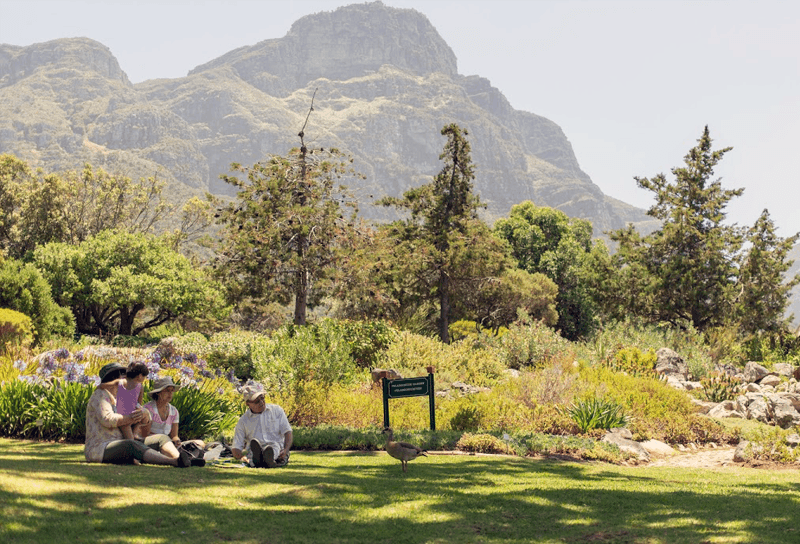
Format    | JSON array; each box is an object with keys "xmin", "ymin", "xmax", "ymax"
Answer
[
  {"xmin": 263, "ymin": 446, "xmax": 277, "ymax": 468},
  {"xmin": 190, "ymin": 457, "xmax": 206, "ymax": 467},
  {"xmin": 250, "ymin": 439, "xmax": 264, "ymax": 468},
  {"xmin": 177, "ymin": 449, "xmax": 192, "ymax": 468}
]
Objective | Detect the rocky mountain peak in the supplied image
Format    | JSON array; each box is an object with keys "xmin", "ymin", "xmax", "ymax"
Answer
[
  {"xmin": 0, "ymin": 37, "xmax": 130, "ymax": 88},
  {"xmin": 189, "ymin": 1, "xmax": 457, "ymax": 94}
]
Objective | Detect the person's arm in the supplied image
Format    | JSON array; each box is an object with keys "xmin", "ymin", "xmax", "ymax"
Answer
[
  {"xmin": 278, "ymin": 430, "xmax": 293, "ymax": 461},
  {"xmin": 98, "ymin": 391, "xmax": 137, "ymax": 428},
  {"xmin": 231, "ymin": 448, "xmax": 249, "ymax": 464},
  {"xmin": 169, "ymin": 422, "xmax": 180, "ymax": 444}
]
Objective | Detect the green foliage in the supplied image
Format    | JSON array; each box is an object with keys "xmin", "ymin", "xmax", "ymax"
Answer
[
  {"xmin": 205, "ymin": 330, "xmax": 258, "ymax": 380},
  {"xmin": 0, "ymin": 257, "xmax": 74, "ymax": 344},
  {"xmin": 0, "ymin": 308, "xmax": 34, "ymax": 352},
  {"xmin": 520, "ymin": 432, "xmax": 625, "ymax": 462},
  {"xmin": 380, "ymin": 330, "xmax": 505, "ymax": 387},
  {"xmin": 491, "ymin": 312, "xmax": 574, "ymax": 370},
  {"xmin": 34, "ymin": 229, "xmax": 226, "ymax": 336},
  {"xmin": 745, "ymin": 426, "xmax": 800, "ymax": 463},
  {"xmin": 448, "ymin": 397, "xmax": 484, "ymax": 431},
  {"xmin": 30, "ymin": 381, "xmax": 93, "ymax": 441},
  {"xmin": 566, "ymin": 397, "xmax": 629, "ymax": 433},
  {"xmin": 456, "ymin": 432, "xmax": 509, "ymax": 454},
  {"xmin": 0, "ymin": 379, "xmax": 41, "ymax": 437},
  {"xmin": 329, "ymin": 319, "xmax": 399, "ymax": 369},
  {"xmin": 734, "ymin": 209, "xmax": 800, "ymax": 335},
  {"xmin": 604, "ymin": 347, "xmax": 657, "ymax": 378},
  {"xmin": 170, "ymin": 384, "xmax": 240, "ymax": 441},
  {"xmin": 494, "ymin": 200, "xmax": 602, "ymax": 340},
  {"xmin": 379, "ymin": 124, "xmax": 499, "ymax": 343},
  {"xmin": 700, "ymin": 372, "xmax": 740, "ymax": 402},
  {"xmin": 216, "ymin": 145, "xmax": 363, "ymax": 326}
]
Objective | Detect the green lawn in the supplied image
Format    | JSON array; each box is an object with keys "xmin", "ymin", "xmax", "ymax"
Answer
[{"xmin": 1, "ymin": 438, "xmax": 799, "ymax": 544}]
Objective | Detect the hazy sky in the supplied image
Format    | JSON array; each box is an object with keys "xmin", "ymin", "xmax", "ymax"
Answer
[{"xmin": 3, "ymin": 0, "xmax": 799, "ymax": 235}]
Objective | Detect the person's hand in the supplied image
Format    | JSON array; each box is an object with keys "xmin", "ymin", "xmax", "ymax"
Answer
[
  {"xmin": 129, "ymin": 408, "xmax": 145, "ymax": 423},
  {"xmin": 277, "ymin": 449, "xmax": 288, "ymax": 461},
  {"xmin": 172, "ymin": 436, "xmax": 181, "ymax": 446}
]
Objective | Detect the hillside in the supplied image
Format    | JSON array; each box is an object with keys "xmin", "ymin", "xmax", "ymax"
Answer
[{"xmin": 0, "ymin": 2, "xmax": 656, "ymax": 235}]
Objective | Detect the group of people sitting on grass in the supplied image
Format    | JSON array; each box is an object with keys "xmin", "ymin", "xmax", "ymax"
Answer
[{"xmin": 84, "ymin": 362, "xmax": 292, "ymax": 469}]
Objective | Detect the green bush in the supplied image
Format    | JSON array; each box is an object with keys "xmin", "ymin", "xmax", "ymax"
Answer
[
  {"xmin": 566, "ymin": 397, "xmax": 629, "ymax": 433},
  {"xmin": 604, "ymin": 347, "xmax": 657, "ymax": 378},
  {"xmin": 448, "ymin": 397, "xmax": 484, "ymax": 431},
  {"xmin": 701, "ymin": 372, "xmax": 740, "ymax": 402},
  {"xmin": 0, "ymin": 258, "xmax": 74, "ymax": 343},
  {"xmin": 206, "ymin": 330, "xmax": 258, "ymax": 380},
  {"xmin": 0, "ymin": 379, "xmax": 42, "ymax": 437},
  {"xmin": 491, "ymin": 315, "xmax": 573, "ymax": 370},
  {"xmin": 456, "ymin": 432, "xmax": 509, "ymax": 454},
  {"xmin": 171, "ymin": 384, "xmax": 240, "ymax": 441},
  {"xmin": 331, "ymin": 319, "xmax": 399, "ymax": 369},
  {"xmin": 32, "ymin": 381, "xmax": 93, "ymax": 441},
  {"xmin": 0, "ymin": 308, "xmax": 34, "ymax": 352}
]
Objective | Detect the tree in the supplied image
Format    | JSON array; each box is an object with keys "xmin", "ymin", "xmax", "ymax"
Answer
[
  {"xmin": 734, "ymin": 209, "xmax": 800, "ymax": 334},
  {"xmin": 216, "ymin": 137, "xmax": 362, "ymax": 326},
  {"xmin": 33, "ymin": 229, "xmax": 227, "ymax": 336},
  {"xmin": 0, "ymin": 155, "xmax": 209, "ymax": 259},
  {"xmin": 494, "ymin": 201, "xmax": 601, "ymax": 340},
  {"xmin": 606, "ymin": 126, "xmax": 744, "ymax": 331},
  {"xmin": 0, "ymin": 255, "xmax": 74, "ymax": 342},
  {"xmin": 380, "ymin": 124, "xmax": 485, "ymax": 343}
]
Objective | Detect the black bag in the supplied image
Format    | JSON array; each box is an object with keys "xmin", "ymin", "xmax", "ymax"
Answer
[{"xmin": 179, "ymin": 441, "xmax": 205, "ymax": 460}]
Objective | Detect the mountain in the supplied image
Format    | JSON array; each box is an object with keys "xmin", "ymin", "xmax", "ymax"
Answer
[{"xmin": 0, "ymin": 1, "xmax": 657, "ymax": 235}]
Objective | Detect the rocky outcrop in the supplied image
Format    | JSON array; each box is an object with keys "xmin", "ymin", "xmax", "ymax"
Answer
[{"xmin": 0, "ymin": 2, "xmax": 655, "ymax": 235}]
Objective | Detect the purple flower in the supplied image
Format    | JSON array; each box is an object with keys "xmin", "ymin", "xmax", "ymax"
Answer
[
  {"xmin": 185, "ymin": 353, "xmax": 198, "ymax": 365},
  {"xmin": 79, "ymin": 374, "xmax": 101, "ymax": 386},
  {"xmin": 13, "ymin": 360, "xmax": 26, "ymax": 371},
  {"xmin": 180, "ymin": 366, "xmax": 195, "ymax": 379},
  {"xmin": 18, "ymin": 375, "xmax": 37, "ymax": 384},
  {"xmin": 54, "ymin": 348, "xmax": 70, "ymax": 360},
  {"xmin": 40, "ymin": 355, "xmax": 57, "ymax": 375},
  {"xmin": 74, "ymin": 350, "xmax": 85, "ymax": 362},
  {"xmin": 200, "ymin": 369, "xmax": 213, "ymax": 379}
]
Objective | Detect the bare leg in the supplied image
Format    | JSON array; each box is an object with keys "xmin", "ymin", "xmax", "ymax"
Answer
[
  {"xmin": 120, "ymin": 424, "xmax": 134, "ymax": 440},
  {"xmin": 160, "ymin": 440, "xmax": 180, "ymax": 459}
]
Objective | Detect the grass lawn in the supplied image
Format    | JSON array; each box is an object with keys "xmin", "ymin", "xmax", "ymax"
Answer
[{"xmin": 1, "ymin": 438, "xmax": 799, "ymax": 544}]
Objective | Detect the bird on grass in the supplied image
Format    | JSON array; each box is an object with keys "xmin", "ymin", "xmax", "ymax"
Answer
[{"xmin": 383, "ymin": 427, "xmax": 427, "ymax": 472}]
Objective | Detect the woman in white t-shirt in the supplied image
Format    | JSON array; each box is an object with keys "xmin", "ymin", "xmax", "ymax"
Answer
[{"xmin": 142, "ymin": 376, "xmax": 205, "ymax": 458}]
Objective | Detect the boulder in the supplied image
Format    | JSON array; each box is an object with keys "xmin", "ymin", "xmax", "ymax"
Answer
[
  {"xmin": 759, "ymin": 375, "xmax": 782, "ymax": 388},
  {"xmin": 733, "ymin": 441, "xmax": 762, "ymax": 463},
  {"xmin": 707, "ymin": 401, "xmax": 744, "ymax": 419},
  {"xmin": 772, "ymin": 363, "xmax": 794, "ymax": 377},
  {"xmin": 743, "ymin": 362, "xmax": 769, "ymax": 383},
  {"xmin": 746, "ymin": 397, "xmax": 772, "ymax": 423},
  {"xmin": 608, "ymin": 427, "xmax": 633, "ymax": 440},
  {"xmin": 640, "ymin": 439, "xmax": 675, "ymax": 456},
  {"xmin": 602, "ymin": 432, "xmax": 650, "ymax": 461},
  {"xmin": 691, "ymin": 399, "xmax": 716, "ymax": 414},
  {"xmin": 772, "ymin": 400, "xmax": 800, "ymax": 429},
  {"xmin": 655, "ymin": 348, "xmax": 690, "ymax": 380},
  {"xmin": 745, "ymin": 382, "xmax": 762, "ymax": 393},
  {"xmin": 786, "ymin": 434, "xmax": 800, "ymax": 447}
]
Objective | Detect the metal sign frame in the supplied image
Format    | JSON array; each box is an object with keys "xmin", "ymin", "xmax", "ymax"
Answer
[{"xmin": 381, "ymin": 367, "xmax": 436, "ymax": 430}]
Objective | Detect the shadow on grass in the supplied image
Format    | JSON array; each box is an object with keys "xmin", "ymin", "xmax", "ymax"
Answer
[{"xmin": 2, "ymin": 439, "xmax": 799, "ymax": 544}]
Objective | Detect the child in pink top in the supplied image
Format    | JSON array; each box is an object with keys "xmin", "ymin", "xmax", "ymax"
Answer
[{"xmin": 116, "ymin": 361, "xmax": 150, "ymax": 440}]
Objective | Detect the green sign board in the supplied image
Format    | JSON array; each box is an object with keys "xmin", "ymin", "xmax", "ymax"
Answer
[
  {"xmin": 388, "ymin": 377, "xmax": 429, "ymax": 399},
  {"xmin": 381, "ymin": 371, "xmax": 436, "ymax": 430}
]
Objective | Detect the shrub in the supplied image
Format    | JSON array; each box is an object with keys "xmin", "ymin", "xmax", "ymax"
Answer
[
  {"xmin": 456, "ymin": 432, "xmax": 509, "ymax": 454},
  {"xmin": 0, "ymin": 308, "xmax": 34, "ymax": 352},
  {"xmin": 701, "ymin": 372, "xmax": 740, "ymax": 402},
  {"xmin": 566, "ymin": 397, "xmax": 629, "ymax": 433},
  {"xmin": 604, "ymin": 347, "xmax": 657, "ymax": 378},
  {"xmin": 491, "ymin": 315, "xmax": 574, "ymax": 370},
  {"xmin": 0, "ymin": 258, "xmax": 75, "ymax": 343},
  {"xmin": 170, "ymin": 383, "xmax": 240, "ymax": 440},
  {"xmin": 206, "ymin": 330, "xmax": 258, "ymax": 380},
  {"xmin": 448, "ymin": 397, "xmax": 484, "ymax": 431},
  {"xmin": 331, "ymin": 319, "xmax": 399, "ymax": 369},
  {"xmin": 0, "ymin": 378, "xmax": 42, "ymax": 437},
  {"xmin": 32, "ymin": 381, "xmax": 93, "ymax": 441}
]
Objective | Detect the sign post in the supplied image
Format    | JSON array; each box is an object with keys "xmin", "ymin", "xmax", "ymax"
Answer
[{"xmin": 381, "ymin": 366, "xmax": 436, "ymax": 430}]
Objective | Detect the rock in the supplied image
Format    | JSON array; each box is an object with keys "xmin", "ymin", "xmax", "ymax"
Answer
[
  {"xmin": 707, "ymin": 401, "xmax": 744, "ymax": 419},
  {"xmin": 602, "ymin": 433, "xmax": 650, "ymax": 461},
  {"xmin": 743, "ymin": 362, "xmax": 770, "ymax": 383},
  {"xmin": 772, "ymin": 363, "xmax": 794, "ymax": 377},
  {"xmin": 655, "ymin": 348, "xmax": 690, "ymax": 381},
  {"xmin": 502, "ymin": 368, "xmax": 520, "ymax": 379},
  {"xmin": 772, "ymin": 400, "xmax": 800, "ymax": 429},
  {"xmin": 608, "ymin": 427, "xmax": 633, "ymax": 440},
  {"xmin": 640, "ymin": 439, "xmax": 675, "ymax": 456},
  {"xmin": 745, "ymin": 382, "xmax": 762, "ymax": 393},
  {"xmin": 786, "ymin": 434, "xmax": 800, "ymax": 447},
  {"xmin": 733, "ymin": 440, "xmax": 762, "ymax": 463},
  {"xmin": 746, "ymin": 397, "xmax": 772, "ymax": 423},
  {"xmin": 683, "ymin": 381, "xmax": 703, "ymax": 391},
  {"xmin": 691, "ymin": 399, "xmax": 717, "ymax": 414},
  {"xmin": 759, "ymin": 375, "xmax": 782, "ymax": 388}
]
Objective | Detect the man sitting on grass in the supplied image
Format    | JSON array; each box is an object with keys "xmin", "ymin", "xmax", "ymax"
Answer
[{"xmin": 231, "ymin": 382, "xmax": 293, "ymax": 468}]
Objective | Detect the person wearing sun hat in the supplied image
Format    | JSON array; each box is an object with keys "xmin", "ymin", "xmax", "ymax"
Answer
[
  {"xmin": 84, "ymin": 363, "xmax": 193, "ymax": 468},
  {"xmin": 231, "ymin": 381, "xmax": 292, "ymax": 468},
  {"xmin": 141, "ymin": 376, "xmax": 205, "ymax": 466}
]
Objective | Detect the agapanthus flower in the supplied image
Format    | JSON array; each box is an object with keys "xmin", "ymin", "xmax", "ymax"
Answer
[
  {"xmin": 18, "ymin": 375, "xmax": 37, "ymax": 384},
  {"xmin": 185, "ymin": 353, "xmax": 198, "ymax": 365},
  {"xmin": 13, "ymin": 360, "xmax": 26, "ymax": 371},
  {"xmin": 79, "ymin": 374, "xmax": 101, "ymax": 386},
  {"xmin": 74, "ymin": 350, "xmax": 85, "ymax": 362},
  {"xmin": 180, "ymin": 366, "xmax": 195, "ymax": 379},
  {"xmin": 40, "ymin": 355, "xmax": 57, "ymax": 374},
  {"xmin": 54, "ymin": 348, "xmax": 70, "ymax": 360}
]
